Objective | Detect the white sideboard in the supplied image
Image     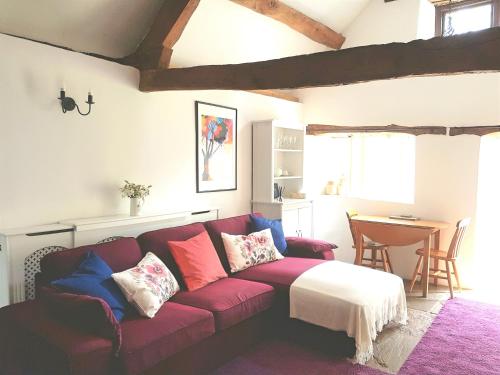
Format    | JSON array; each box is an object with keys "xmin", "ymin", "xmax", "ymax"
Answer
[{"xmin": 0, "ymin": 208, "xmax": 218, "ymax": 307}]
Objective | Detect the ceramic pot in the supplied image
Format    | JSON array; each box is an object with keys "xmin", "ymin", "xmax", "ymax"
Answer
[{"xmin": 130, "ymin": 197, "xmax": 143, "ymax": 216}]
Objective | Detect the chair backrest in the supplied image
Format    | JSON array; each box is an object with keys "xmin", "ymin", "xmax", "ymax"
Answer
[
  {"xmin": 447, "ymin": 218, "xmax": 471, "ymax": 259},
  {"xmin": 346, "ymin": 209, "xmax": 359, "ymax": 246}
]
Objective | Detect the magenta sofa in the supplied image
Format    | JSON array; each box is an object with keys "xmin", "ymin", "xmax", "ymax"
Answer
[{"xmin": 0, "ymin": 214, "xmax": 335, "ymax": 375}]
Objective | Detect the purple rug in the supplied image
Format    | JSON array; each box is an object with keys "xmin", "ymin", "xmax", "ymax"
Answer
[
  {"xmin": 211, "ymin": 298, "xmax": 500, "ymax": 375},
  {"xmin": 399, "ymin": 298, "xmax": 500, "ymax": 375}
]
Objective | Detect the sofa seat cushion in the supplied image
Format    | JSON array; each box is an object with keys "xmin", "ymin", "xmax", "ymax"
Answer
[
  {"xmin": 232, "ymin": 257, "xmax": 325, "ymax": 292},
  {"xmin": 171, "ymin": 278, "xmax": 275, "ymax": 331},
  {"xmin": 0, "ymin": 300, "xmax": 114, "ymax": 375},
  {"xmin": 118, "ymin": 302, "xmax": 215, "ymax": 375}
]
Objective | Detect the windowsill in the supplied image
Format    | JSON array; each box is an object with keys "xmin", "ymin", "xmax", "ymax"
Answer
[{"xmin": 315, "ymin": 193, "xmax": 415, "ymax": 206}]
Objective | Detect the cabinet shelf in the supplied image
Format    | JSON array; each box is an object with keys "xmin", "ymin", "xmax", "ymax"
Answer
[
  {"xmin": 273, "ymin": 148, "xmax": 303, "ymax": 153},
  {"xmin": 274, "ymin": 176, "xmax": 303, "ymax": 180}
]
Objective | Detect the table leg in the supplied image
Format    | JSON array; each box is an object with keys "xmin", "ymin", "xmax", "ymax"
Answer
[
  {"xmin": 355, "ymin": 232, "xmax": 363, "ymax": 266},
  {"xmin": 433, "ymin": 230, "xmax": 440, "ymax": 286},
  {"xmin": 422, "ymin": 236, "xmax": 431, "ymax": 298}
]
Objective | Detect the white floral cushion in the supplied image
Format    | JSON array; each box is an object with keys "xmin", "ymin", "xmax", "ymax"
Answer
[
  {"xmin": 112, "ymin": 252, "xmax": 179, "ymax": 318},
  {"xmin": 221, "ymin": 229, "xmax": 284, "ymax": 273}
]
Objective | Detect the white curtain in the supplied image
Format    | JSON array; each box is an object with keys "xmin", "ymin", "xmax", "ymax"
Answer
[
  {"xmin": 350, "ymin": 133, "xmax": 416, "ymax": 204},
  {"xmin": 305, "ymin": 133, "xmax": 415, "ymax": 204}
]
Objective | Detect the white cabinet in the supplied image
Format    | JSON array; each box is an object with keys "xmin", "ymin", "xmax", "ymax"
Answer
[
  {"xmin": 282, "ymin": 208, "xmax": 300, "ymax": 237},
  {"xmin": 251, "ymin": 119, "xmax": 313, "ymax": 237},
  {"xmin": 282, "ymin": 205, "xmax": 313, "ymax": 238},
  {"xmin": 252, "ymin": 199, "xmax": 313, "ymax": 238}
]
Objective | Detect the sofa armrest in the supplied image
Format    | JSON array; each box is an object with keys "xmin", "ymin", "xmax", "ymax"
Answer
[
  {"xmin": 285, "ymin": 237, "xmax": 336, "ymax": 260},
  {"xmin": 0, "ymin": 300, "xmax": 114, "ymax": 375}
]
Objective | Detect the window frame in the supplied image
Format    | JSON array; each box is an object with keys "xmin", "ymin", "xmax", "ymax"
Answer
[{"xmin": 435, "ymin": 0, "xmax": 500, "ymax": 37}]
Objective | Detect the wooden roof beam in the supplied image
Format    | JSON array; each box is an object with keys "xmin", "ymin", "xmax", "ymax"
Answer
[
  {"xmin": 230, "ymin": 0, "xmax": 345, "ymax": 49},
  {"xmin": 121, "ymin": 0, "xmax": 200, "ymax": 70},
  {"xmin": 307, "ymin": 124, "xmax": 447, "ymax": 136},
  {"xmin": 449, "ymin": 126, "xmax": 500, "ymax": 136},
  {"xmin": 139, "ymin": 26, "xmax": 500, "ymax": 92}
]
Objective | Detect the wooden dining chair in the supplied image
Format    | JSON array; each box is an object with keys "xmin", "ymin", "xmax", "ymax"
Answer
[
  {"xmin": 409, "ymin": 217, "xmax": 470, "ymax": 298},
  {"xmin": 346, "ymin": 210, "xmax": 393, "ymax": 273}
]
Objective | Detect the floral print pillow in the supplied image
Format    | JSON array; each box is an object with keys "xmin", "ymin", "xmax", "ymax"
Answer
[
  {"xmin": 112, "ymin": 252, "xmax": 179, "ymax": 318},
  {"xmin": 221, "ymin": 229, "xmax": 284, "ymax": 273}
]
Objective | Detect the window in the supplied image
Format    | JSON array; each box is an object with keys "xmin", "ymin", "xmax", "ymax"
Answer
[
  {"xmin": 435, "ymin": 0, "xmax": 500, "ymax": 37},
  {"xmin": 305, "ymin": 133, "xmax": 416, "ymax": 204}
]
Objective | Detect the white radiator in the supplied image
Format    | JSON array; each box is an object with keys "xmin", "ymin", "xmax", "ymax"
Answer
[
  {"xmin": 0, "ymin": 208, "xmax": 219, "ymax": 307},
  {"xmin": 0, "ymin": 225, "xmax": 74, "ymax": 306}
]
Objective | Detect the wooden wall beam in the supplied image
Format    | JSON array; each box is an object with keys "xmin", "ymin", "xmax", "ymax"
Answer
[
  {"xmin": 230, "ymin": 0, "xmax": 345, "ymax": 49},
  {"xmin": 449, "ymin": 126, "xmax": 500, "ymax": 136},
  {"xmin": 121, "ymin": 0, "xmax": 200, "ymax": 70},
  {"xmin": 140, "ymin": 26, "xmax": 500, "ymax": 92},
  {"xmin": 306, "ymin": 124, "xmax": 447, "ymax": 136}
]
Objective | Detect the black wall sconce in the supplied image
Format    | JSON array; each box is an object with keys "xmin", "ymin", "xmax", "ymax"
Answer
[{"xmin": 58, "ymin": 89, "xmax": 95, "ymax": 116}]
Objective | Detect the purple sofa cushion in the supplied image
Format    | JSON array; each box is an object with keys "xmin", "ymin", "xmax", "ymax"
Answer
[
  {"xmin": 232, "ymin": 257, "xmax": 325, "ymax": 292},
  {"xmin": 118, "ymin": 302, "xmax": 215, "ymax": 375},
  {"xmin": 0, "ymin": 300, "xmax": 114, "ymax": 375},
  {"xmin": 136, "ymin": 222, "xmax": 207, "ymax": 285},
  {"xmin": 40, "ymin": 237, "xmax": 143, "ymax": 282},
  {"xmin": 171, "ymin": 278, "xmax": 275, "ymax": 331},
  {"xmin": 204, "ymin": 214, "xmax": 261, "ymax": 272},
  {"xmin": 39, "ymin": 286, "xmax": 122, "ymax": 354},
  {"xmin": 286, "ymin": 237, "xmax": 336, "ymax": 260}
]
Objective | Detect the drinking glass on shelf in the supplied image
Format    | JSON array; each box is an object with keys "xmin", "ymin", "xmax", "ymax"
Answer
[
  {"xmin": 275, "ymin": 135, "xmax": 282, "ymax": 149},
  {"xmin": 284, "ymin": 135, "xmax": 290, "ymax": 148},
  {"xmin": 291, "ymin": 136, "xmax": 297, "ymax": 149}
]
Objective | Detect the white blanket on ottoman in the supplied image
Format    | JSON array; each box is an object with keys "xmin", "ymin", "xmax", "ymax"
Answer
[{"xmin": 289, "ymin": 261, "xmax": 407, "ymax": 364}]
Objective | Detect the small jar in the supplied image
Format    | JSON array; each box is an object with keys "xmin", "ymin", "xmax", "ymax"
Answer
[{"xmin": 325, "ymin": 181, "xmax": 336, "ymax": 195}]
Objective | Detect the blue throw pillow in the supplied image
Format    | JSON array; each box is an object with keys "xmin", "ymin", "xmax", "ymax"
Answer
[
  {"xmin": 251, "ymin": 215, "xmax": 287, "ymax": 255},
  {"xmin": 52, "ymin": 251, "xmax": 128, "ymax": 321}
]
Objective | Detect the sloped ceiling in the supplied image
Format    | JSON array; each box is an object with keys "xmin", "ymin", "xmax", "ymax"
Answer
[
  {"xmin": 0, "ymin": 0, "xmax": 164, "ymax": 58},
  {"xmin": 0, "ymin": 0, "xmax": 369, "ymax": 60}
]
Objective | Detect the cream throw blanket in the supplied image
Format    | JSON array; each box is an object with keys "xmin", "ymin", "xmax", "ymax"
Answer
[{"xmin": 290, "ymin": 261, "xmax": 407, "ymax": 364}]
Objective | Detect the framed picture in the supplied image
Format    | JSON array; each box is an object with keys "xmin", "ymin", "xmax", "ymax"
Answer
[{"xmin": 195, "ymin": 101, "xmax": 237, "ymax": 193}]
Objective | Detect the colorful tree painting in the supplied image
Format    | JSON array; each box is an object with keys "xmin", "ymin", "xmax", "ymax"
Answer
[{"xmin": 200, "ymin": 115, "xmax": 234, "ymax": 181}]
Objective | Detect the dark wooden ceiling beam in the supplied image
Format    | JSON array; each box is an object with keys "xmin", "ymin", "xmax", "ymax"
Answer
[
  {"xmin": 140, "ymin": 26, "xmax": 500, "ymax": 92},
  {"xmin": 121, "ymin": 0, "xmax": 200, "ymax": 70},
  {"xmin": 449, "ymin": 126, "xmax": 500, "ymax": 136},
  {"xmin": 307, "ymin": 124, "xmax": 447, "ymax": 136},
  {"xmin": 247, "ymin": 89, "xmax": 301, "ymax": 102},
  {"xmin": 230, "ymin": 0, "xmax": 345, "ymax": 49}
]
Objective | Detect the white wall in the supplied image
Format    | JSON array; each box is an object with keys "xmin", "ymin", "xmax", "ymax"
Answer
[
  {"xmin": 342, "ymin": 0, "xmax": 423, "ymax": 48},
  {"xmin": 171, "ymin": 0, "xmax": 329, "ymax": 67},
  {"xmin": 300, "ymin": 77, "xmax": 491, "ymax": 285},
  {"xmin": 0, "ymin": 33, "xmax": 303, "ymax": 228},
  {"xmin": 297, "ymin": 0, "xmax": 500, "ymax": 286}
]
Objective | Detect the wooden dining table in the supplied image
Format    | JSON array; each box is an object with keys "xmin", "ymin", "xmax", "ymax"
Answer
[{"xmin": 350, "ymin": 215, "xmax": 449, "ymax": 298}]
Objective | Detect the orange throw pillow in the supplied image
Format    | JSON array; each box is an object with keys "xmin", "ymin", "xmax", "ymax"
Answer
[{"xmin": 168, "ymin": 231, "xmax": 228, "ymax": 291}]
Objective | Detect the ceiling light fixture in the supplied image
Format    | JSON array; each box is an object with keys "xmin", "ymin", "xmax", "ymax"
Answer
[{"xmin": 58, "ymin": 89, "xmax": 95, "ymax": 116}]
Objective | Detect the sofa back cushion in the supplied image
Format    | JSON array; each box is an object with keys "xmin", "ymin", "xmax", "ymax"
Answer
[
  {"xmin": 203, "ymin": 214, "xmax": 261, "ymax": 272},
  {"xmin": 40, "ymin": 237, "xmax": 143, "ymax": 283},
  {"xmin": 168, "ymin": 231, "xmax": 228, "ymax": 291},
  {"xmin": 136, "ymin": 222, "xmax": 206, "ymax": 285}
]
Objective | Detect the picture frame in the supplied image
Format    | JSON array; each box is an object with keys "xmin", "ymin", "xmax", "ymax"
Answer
[{"xmin": 195, "ymin": 101, "xmax": 237, "ymax": 193}]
